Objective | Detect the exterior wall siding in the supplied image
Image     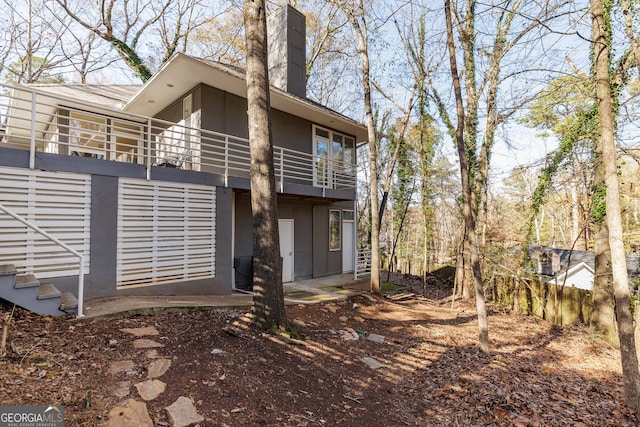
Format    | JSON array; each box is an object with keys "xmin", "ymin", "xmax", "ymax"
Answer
[
  {"xmin": 235, "ymin": 193, "xmax": 351, "ymax": 281},
  {"xmin": 116, "ymin": 178, "xmax": 217, "ymax": 288},
  {"xmin": 0, "ymin": 77, "xmax": 360, "ymax": 301},
  {"xmin": 0, "ymin": 156, "xmax": 233, "ymax": 299},
  {"xmin": 198, "ymin": 84, "xmax": 354, "ymax": 157},
  {"xmin": 0, "ymin": 166, "xmax": 91, "ymax": 278}
]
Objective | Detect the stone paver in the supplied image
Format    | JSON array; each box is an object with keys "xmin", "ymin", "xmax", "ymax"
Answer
[
  {"xmin": 100, "ymin": 278, "xmax": 368, "ymax": 427},
  {"xmin": 108, "ymin": 360, "xmax": 135, "ymax": 375},
  {"xmin": 367, "ymin": 333, "xmax": 385, "ymax": 344},
  {"xmin": 166, "ymin": 396, "xmax": 204, "ymax": 427},
  {"xmin": 106, "ymin": 399, "xmax": 153, "ymax": 427},
  {"xmin": 135, "ymin": 379, "xmax": 166, "ymax": 401},
  {"xmin": 361, "ymin": 356, "xmax": 384, "ymax": 369},
  {"xmin": 121, "ymin": 326, "xmax": 159, "ymax": 336},
  {"xmin": 112, "ymin": 381, "xmax": 131, "ymax": 398},
  {"xmin": 133, "ymin": 338, "xmax": 164, "ymax": 349},
  {"xmin": 338, "ymin": 329, "xmax": 359, "ymax": 341},
  {"xmin": 147, "ymin": 358, "xmax": 172, "ymax": 379}
]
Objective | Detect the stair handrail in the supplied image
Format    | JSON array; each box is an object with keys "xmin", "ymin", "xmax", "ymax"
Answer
[{"xmin": 0, "ymin": 203, "xmax": 85, "ymax": 318}]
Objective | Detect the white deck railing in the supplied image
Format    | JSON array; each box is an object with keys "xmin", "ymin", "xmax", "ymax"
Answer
[
  {"xmin": 0, "ymin": 84, "xmax": 356, "ymax": 191},
  {"xmin": 356, "ymin": 250, "xmax": 372, "ymax": 279}
]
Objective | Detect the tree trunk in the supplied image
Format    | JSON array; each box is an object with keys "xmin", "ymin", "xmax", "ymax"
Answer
[
  {"xmin": 454, "ymin": 230, "xmax": 472, "ymax": 299},
  {"xmin": 335, "ymin": 3, "xmax": 381, "ymax": 295},
  {"xmin": 591, "ymin": 0, "xmax": 640, "ymax": 415},
  {"xmin": 444, "ymin": 0, "xmax": 489, "ymax": 352},
  {"xmin": 591, "ymin": 179, "xmax": 617, "ymax": 343},
  {"xmin": 243, "ymin": 0, "xmax": 286, "ymax": 330}
]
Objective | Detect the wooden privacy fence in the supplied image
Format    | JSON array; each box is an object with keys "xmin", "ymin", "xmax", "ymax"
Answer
[{"xmin": 492, "ymin": 274, "xmax": 593, "ymax": 327}]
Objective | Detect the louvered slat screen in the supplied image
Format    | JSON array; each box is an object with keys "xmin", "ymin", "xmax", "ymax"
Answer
[
  {"xmin": 0, "ymin": 167, "xmax": 91, "ymax": 278},
  {"xmin": 117, "ymin": 178, "xmax": 216, "ymax": 288}
]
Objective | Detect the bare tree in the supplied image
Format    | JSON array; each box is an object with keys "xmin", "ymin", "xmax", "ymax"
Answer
[
  {"xmin": 591, "ymin": 0, "xmax": 640, "ymax": 416},
  {"xmin": 191, "ymin": 6, "xmax": 247, "ymax": 65},
  {"xmin": 54, "ymin": 0, "xmax": 213, "ymax": 82},
  {"xmin": 331, "ymin": 0, "xmax": 382, "ymax": 295},
  {"xmin": 59, "ymin": 29, "xmax": 122, "ymax": 84},
  {"xmin": 0, "ymin": 0, "xmax": 18, "ymax": 79},
  {"xmin": 303, "ymin": 1, "xmax": 358, "ymax": 113},
  {"xmin": 442, "ymin": 0, "xmax": 489, "ymax": 352},
  {"xmin": 157, "ymin": 0, "xmax": 212, "ymax": 64},
  {"xmin": 427, "ymin": 0, "xmax": 570, "ymax": 351},
  {"xmin": 243, "ymin": 0, "xmax": 287, "ymax": 329},
  {"xmin": 4, "ymin": 0, "xmax": 75, "ymax": 83}
]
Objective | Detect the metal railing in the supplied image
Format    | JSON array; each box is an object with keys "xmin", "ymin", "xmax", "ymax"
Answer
[
  {"xmin": 0, "ymin": 203, "xmax": 85, "ymax": 318},
  {"xmin": 356, "ymin": 250, "xmax": 372, "ymax": 279},
  {"xmin": 0, "ymin": 84, "xmax": 356, "ymax": 191}
]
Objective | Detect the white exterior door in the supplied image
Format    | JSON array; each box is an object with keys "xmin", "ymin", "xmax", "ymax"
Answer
[
  {"xmin": 342, "ymin": 216, "xmax": 354, "ymax": 273},
  {"xmin": 279, "ymin": 219, "xmax": 294, "ymax": 283}
]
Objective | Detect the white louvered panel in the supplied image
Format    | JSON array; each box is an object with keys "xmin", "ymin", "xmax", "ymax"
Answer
[
  {"xmin": 0, "ymin": 167, "xmax": 91, "ymax": 278},
  {"xmin": 117, "ymin": 178, "xmax": 216, "ymax": 288}
]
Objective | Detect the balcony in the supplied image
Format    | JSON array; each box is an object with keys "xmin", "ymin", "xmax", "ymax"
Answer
[{"xmin": 0, "ymin": 84, "xmax": 356, "ymax": 194}]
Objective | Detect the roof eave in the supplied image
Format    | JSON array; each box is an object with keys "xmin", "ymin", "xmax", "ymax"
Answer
[{"xmin": 123, "ymin": 53, "xmax": 368, "ymax": 142}]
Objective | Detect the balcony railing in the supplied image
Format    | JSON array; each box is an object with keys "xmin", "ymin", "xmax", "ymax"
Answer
[
  {"xmin": 356, "ymin": 250, "xmax": 372, "ymax": 279},
  {"xmin": 0, "ymin": 84, "xmax": 356, "ymax": 191}
]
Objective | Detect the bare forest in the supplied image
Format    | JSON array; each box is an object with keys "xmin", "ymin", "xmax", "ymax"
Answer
[{"xmin": 3, "ymin": 0, "xmax": 640, "ymax": 421}]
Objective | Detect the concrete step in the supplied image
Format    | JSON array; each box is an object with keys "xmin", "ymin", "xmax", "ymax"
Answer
[
  {"xmin": 59, "ymin": 292, "xmax": 78, "ymax": 311},
  {"xmin": 37, "ymin": 283, "xmax": 62, "ymax": 300},
  {"xmin": 0, "ymin": 265, "xmax": 17, "ymax": 288},
  {"xmin": 0, "ymin": 285, "xmax": 67, "ymax": 316},
  {"xmin": 15, "ymin": 274, "xmax": 40, "ymax": 289},
  {"xmin": 0, "ymin": 264, "xmax": 17, "ymax": 276},
  {"xmin": 0, "ymin": 269, "xmax": 72, "ymax": 316}
]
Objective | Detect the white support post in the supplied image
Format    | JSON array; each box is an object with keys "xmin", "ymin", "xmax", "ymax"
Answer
[
  {"xmin": 146, "ymin": 118, "xmax": 152, "ymax": 180},
  {"xmin": 224, "ymin": 136, "xmax": 229, "ymax": 187},
  {"xmin": 279, "ymin": 147, "xmax": 284, "ymax": 193},
  {"xmin": 231, "ymin": 191, "xmax": 236, "ymax": 289},
  {"xmin": 29, "ymin": 91, "xmax": 36, "ymax": 169},
  {"xmin": 353, "ymin": 198, "xmax": 358, "ymax": 280},
  {"xmin": 77, "ymin": 256, "xmax": 85, "ymax": 318}
]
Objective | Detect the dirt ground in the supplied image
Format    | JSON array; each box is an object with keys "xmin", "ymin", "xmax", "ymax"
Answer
[{"xmin": 0, "ymin": 272, "xmax": 637, "ymax": 426}]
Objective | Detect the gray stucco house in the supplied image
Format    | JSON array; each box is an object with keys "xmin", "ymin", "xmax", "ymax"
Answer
[{"xmin": 0, "ymin": 5, "xmax": 366, "ymax": 316}]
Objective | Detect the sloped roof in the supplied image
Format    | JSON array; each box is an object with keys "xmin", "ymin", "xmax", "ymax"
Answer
[
  {"xmin": 552, "ymin": 261, "xmax": 594, "ymax": 280},
  {"xmin": 528, "ymin": 244, "xmax": 640, "ymax": 278},
  {"xmin": 545, "ymin": 261, "xmax": 595, "ymax": 290},
  {"xmin": 122, "ymin": 53, "xmax": 368, "ymax": 142},
  {"xmin": 27, "ymin": 84, "xmax": 140, "ymax": 109}
]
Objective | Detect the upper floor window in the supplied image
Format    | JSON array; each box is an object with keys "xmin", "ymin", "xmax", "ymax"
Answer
[{"xmin": 313, "ymin": 125, "xmax": 355, "ymax": 188}]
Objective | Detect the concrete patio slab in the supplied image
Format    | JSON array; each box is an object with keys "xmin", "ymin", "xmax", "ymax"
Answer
[{"xmin": 80, "ymin": 274, "xmax": 368, "ymax": 318}]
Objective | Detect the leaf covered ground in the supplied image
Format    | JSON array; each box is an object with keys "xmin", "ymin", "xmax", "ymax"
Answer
[{"xmin": 0, "ymin": 272, "xmax": 637, "ymax": 426}]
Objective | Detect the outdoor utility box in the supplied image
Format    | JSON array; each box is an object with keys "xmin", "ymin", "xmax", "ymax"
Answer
[{"xmin": 234, "ymin": 256, "xmax": 253, "ymax": 291}]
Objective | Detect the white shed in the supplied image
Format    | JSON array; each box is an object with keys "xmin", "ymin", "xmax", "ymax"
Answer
[{"xmin": 547, "ymin": 262, "xmax": 594, "ymax": 291}]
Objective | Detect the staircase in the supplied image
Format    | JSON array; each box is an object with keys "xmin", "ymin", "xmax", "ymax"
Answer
[{"xmin": 0, "ymin": 264, "xmax": 78, "ymax": 316}]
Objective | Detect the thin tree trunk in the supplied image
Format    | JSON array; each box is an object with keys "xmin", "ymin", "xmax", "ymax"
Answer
[
  {"xmin": 444, "ymin": 0, "xmax": 489, "ymax": 352},
  {"xmin": 243, "ymin": 0, "xmax": 286, "ymax": 330},
  {"xmin": 335, "ymin": 3, "xmax": 380, "ymax": 295},
  {"xmin": 591, "ymin": 152, "xmax": 617, "ymax": 343},
  {"xmin": 571, "ymin": 181, "xmax": 580, "ymax": 243},
  {"xmin": 388, "ymin": 189, "xmax": 413, "ymax": 279},
  {"xmin": 592, "ymin": 0, "xmax": 640, "ymax": 415}
]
